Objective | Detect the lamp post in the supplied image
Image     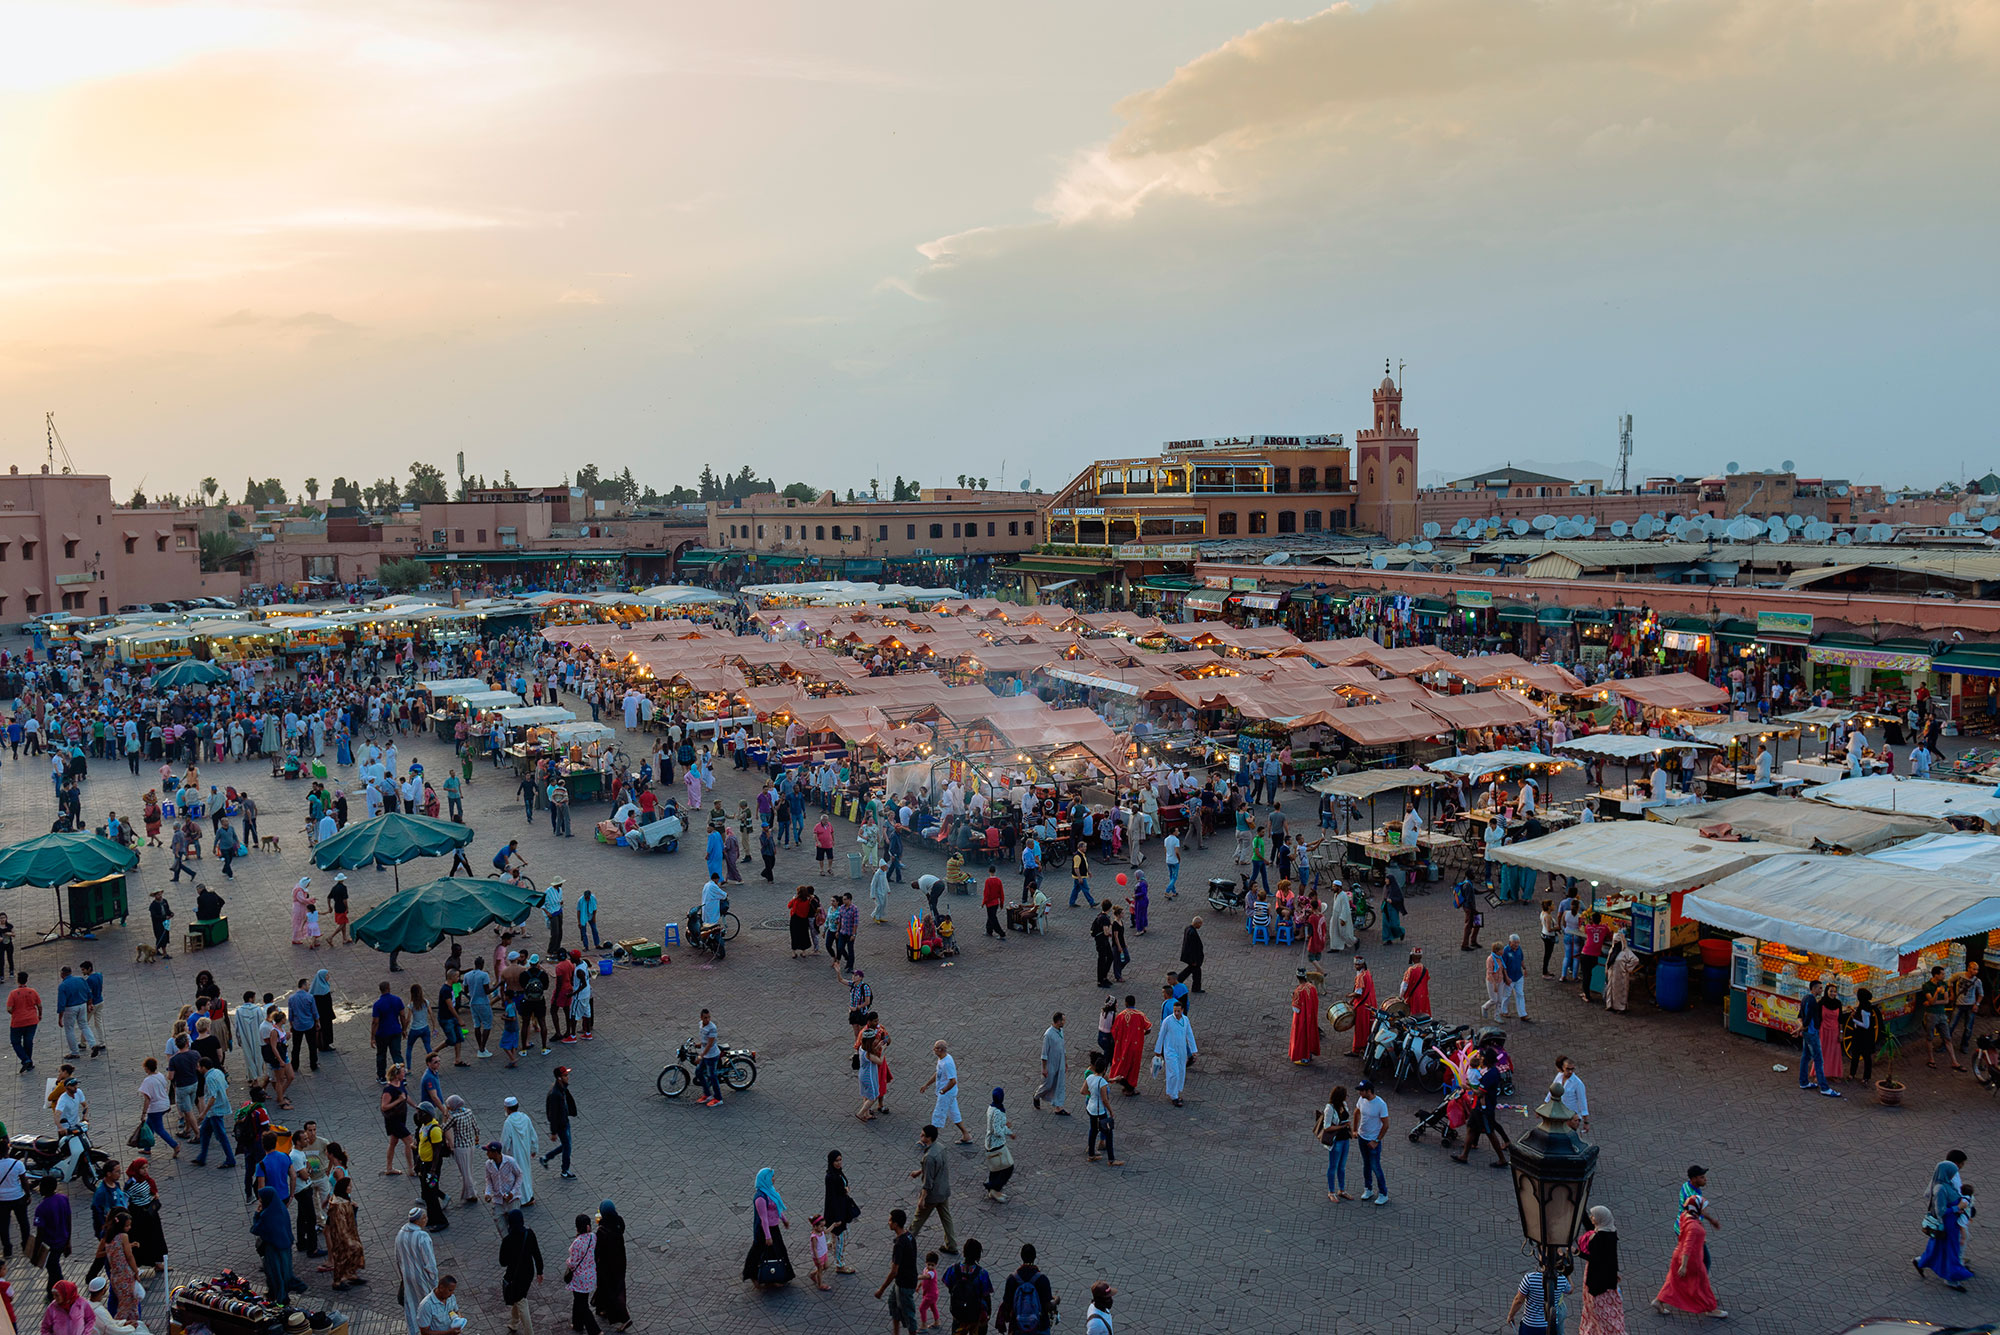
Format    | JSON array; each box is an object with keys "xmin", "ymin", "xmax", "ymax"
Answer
[{"xmin": 1509, "ymin": 1080, "xmax": 1599, "ymax": 1335}]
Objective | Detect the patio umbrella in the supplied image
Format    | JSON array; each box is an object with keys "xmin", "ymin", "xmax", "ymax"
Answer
[
  {"xmin": 152, "ymin": 660, "xmax": 229, "ymax": 689},
  {"xmin": 0, "ymin": 831, "xmax": 139, "ymax": 889},
  {"xmin": 351, "ymin": 876, "xmax": 539, "ymax": 956},
  {"xmin": 312, "ymin": 812, "xmax": 476, "ymax": 889}
]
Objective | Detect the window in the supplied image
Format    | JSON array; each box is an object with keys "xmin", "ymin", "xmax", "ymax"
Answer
[
  {"xmin": 1303, "ymin": 510, "xmax": 1322, "ymax": 532},
  {"xmin": 757, "ymin": 526, "xmax": 765, "ymax": 539},
  {"xmin": 454, "ymin": 529, "xmax": 465, "ymax": 543},
  {"xmin": 1299, "ymin": 467, "xmax": 1317, "ymax": 492},
  {"xmin": 1274, "ymin": 467, "xmax": 1291, "ymax": 494},
  {"xmin": 477, "ymin": 529, "xmax": 487, "ymax": 542},
  {"xmin": 1024, "ymin": 521, "xmax": 1033, "ymax": 535},
  {"xmin": 830, "ymin": 525, "xmax": 842, "ymax": 539},
  {"xmin": 123, "ymin": 536, "xmax": 136, "ymax": 554},
  {"xmin": 155, "ymin": 536, "xmax": 167, "ymax": 553},
  {"xmin": 63, "ymin": 538, "xmax": 78, "ymax": 558},
  {"xmin": 929, "ymin": 524, "xmax": 944, "ymax": 539},
  {"xmin": 21, "ymin": 539, "xmax": 36, "ymax": 559},
  {"xmin": 906, "ymin": 524, "xmax": 916, "ymax": 540},
  {"xmin": 815, "ymin": 526, "xmax": 826, "ymax": 540},
  {"xmin": 952, "ymin": 523, "xmax": 961, "ymax": 538},
  {"xmin": 0, "ymin": 541, "xmax": 7, "ymax": 562},
  {"xmin": 24, "ymin": 593, "xmax": 39, "ymax": 614},
  {"xmin": 1277, "ymin": 510, "xmax": 1296, "ymax": 533},
  {"xmin": 1218, "ymin": 512, "xmax": 1238, "ymax": 535},
  {"xmin": 879, "ymin": 525, "xmax": 889, "ymax": 540},
  {"xmin": 784, "ymin": 526, "xmax": 793, "ymax": 539},
  {"xmin": 1008, "ymin": 522, "xmax": 1019, "ymax": 536},
  {"xmin": 176, "ymin": 534, "xmax": 188, "ymax": 549},
  {"xmin": 986, "ymin": 522, "xmax": 995, "ymax": 537},
  {"xmin": 1248, "ymin": 511, "xmax": 1268, "ymax": 534}
]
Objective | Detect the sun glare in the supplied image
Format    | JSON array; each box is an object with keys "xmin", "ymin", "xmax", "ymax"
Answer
[{"xmin": 0, "ymin": 1, "xmax": 279, "ymax": 93}]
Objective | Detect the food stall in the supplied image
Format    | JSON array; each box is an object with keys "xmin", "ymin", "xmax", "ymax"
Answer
[
  {"xmin": 1776, "ymin": 705, "xmax": 1894, "ymax": 779},
  {"xmin": 1647, "ymin": 793, "xmax": 1947, "ymax": 854},
  {"xmin": 1683, "ymin": 852, "xmax": 2000, "ymax": 1044},
  {"xmin": 1556, "ymin": 734, "xmax": 1715, "ymax": 818},
  {"xmin": 1488, "ymin": 821, "xmax": 1784, "ymax": 978},
  {"xmin": 1805, "ymin": 776, "xmax": 2000, "ymax": 831},
  {"xmin": 1309, "ymin": 769, "xmax": 1454, "ymax": 883},
  {"xmin": 1684, "ymin": 720, "xmax": 1804, "ymax": 796}
]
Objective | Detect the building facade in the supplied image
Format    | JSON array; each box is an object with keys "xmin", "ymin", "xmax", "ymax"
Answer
[
  {"xmin": 1354, "ymin": 372, "xmax": 1420, "ymax": 541},
  {"xmin": 705, "ymin": 488, "xmax": 1044, "ymax": 577},
  {"xmin": 1044, "ymin": 437, "xmax": 1356, "ymax": 548},
  {"xmin": 0, "ymin": 468, "xmax": 224, "ymax": 623}
]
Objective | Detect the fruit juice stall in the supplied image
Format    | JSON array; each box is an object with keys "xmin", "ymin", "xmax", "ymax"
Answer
[{"xmin": 1681, "ymin": 848, "xmax": 2000, "ymax": 1043}]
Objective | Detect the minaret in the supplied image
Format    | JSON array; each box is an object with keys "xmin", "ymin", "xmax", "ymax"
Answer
[{"xmin": 1355, "ymin": 360, "xmax": 1419, "ymax": 540}]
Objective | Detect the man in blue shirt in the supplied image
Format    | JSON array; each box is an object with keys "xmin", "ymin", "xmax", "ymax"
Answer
[
  {"xmin": 55, "ymin": 966, "xmax": 99, "ymax": 1059},
  {"xmin": 463, "ymin": 959, "xmax": 494, "ymax": 1058},
  {"xmin": 256, "ymin": 1131, "xmax": 295, "ymax": 1203},
  {"xmin": 82, "ymin": 961, "xmax": 106, "ymax": 1055},
  {"xmin": 370, "ymin": 979, "xmax": 406, "ymax": 1081},
  {"xmin": 697, "ymin": 877, "xmax": 727, "ymax": 959},
  {"xmin": 1500, "ymin": 934, "xmax": 1530, "ymax": 1023}
]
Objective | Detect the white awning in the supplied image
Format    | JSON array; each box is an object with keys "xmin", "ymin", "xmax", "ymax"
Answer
[
  {"xmin": 1557, "ymin": 734, "xmax": 1716, "ymax": 760},
  {"xmin": 498, "ymin": 706, "xmax": 575, "ymax": 726},
  {"xmin": 1489, "ymin": 821, "xmax": 1784, "ymax": 895},
  {"xmin": 1426, "ymin": 750, "xmax": 1578, "ymax": 779},
  {"xmin": 1044, "ymin": 667, "xmax": 1140, "ymax": 697},
  {"xmin": 1684, "ymin": 853, "xmax": 2000, "ymax": 969},
  {"xmin": 1806, "ymin": 776, "xmax": 2000, "ymax": 827}
]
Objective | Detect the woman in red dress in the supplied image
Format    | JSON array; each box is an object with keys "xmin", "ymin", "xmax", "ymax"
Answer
[
  {"xmin": 1348, "ymin": 958, "xmax": 1377, "ymax": 1057},
  {"xmin": 1399, "ymin": 950, "xmax": 1431, "ymax": 1017},
  {"xmin": 1654, "ymin": 1198, "xmax": 1725, "ymax": 1319}
]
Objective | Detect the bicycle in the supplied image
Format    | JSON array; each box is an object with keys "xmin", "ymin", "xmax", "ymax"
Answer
[
  {"xmin": 487, "ymin": 869, "xmax": 540, "ymax": 893},
  {"xmin": 656, "ymin": 1040, "xmax": 758, "ymax": 1097}
]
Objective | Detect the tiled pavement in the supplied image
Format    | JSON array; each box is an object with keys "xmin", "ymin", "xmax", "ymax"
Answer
[{"xmin": 0, "ymin": 680, "xmax": 1991, "ymax": 1334}]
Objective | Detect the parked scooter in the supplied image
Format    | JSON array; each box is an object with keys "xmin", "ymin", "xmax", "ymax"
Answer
[{"xmin": 9, "ymin": 1124, "xmax": 116, "ymax": 1187}]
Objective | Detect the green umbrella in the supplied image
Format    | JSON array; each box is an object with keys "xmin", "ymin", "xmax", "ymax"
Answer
[
  {"xmin": 312, "ymin": 813, "xmax": 475, "ymax": 871},
  {"xmin": 351, "ymin": 876, "xmax": 539, "ymax": 956},
  {"xmin": 152, "ymin": 660, "xmax": 230, "ymax": 688},
  {"xmin": 0, "ymin": 831, "xmax": 139, "ymax": 889}
]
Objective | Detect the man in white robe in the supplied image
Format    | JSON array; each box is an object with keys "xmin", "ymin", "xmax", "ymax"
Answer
[
  {"xmin": 1328, "ymin": 883, "xmax": 1357, "ymax": 952},
  {"xmin": 1153, "ymin": 1001, "xmax": 1197, "ymax": 1104},
  {"xmin": 500, "ymin": 1096, "xmax": 539, "ymax": 1205},
  {"xmin": 235, "ymin": 997, "xmax": 268, "ymax": 1082},
  {"xmin": 396, "ymin": 1208, "xmax": 440, "ymax": 1335}
]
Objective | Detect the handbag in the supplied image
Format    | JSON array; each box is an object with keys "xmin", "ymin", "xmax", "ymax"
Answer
[
  {"xmin": 30, "ymin": 1237, "xmax": 48, "ymax": 1267},
  {"xmin": 128, "ymin": 1120, "xmax": 154, "ymax": 1150},
  {"xmin": 1150, "ymin": 1054, "xmax": 1164, "ymax": 1078},
  {"xmin": 756, "ymin": 1257, "xmax": 789, "ymax": 1285},
  {"xmin": 1922, "ymin": 1212, "xmax": 1944, "ymax": 1237}
]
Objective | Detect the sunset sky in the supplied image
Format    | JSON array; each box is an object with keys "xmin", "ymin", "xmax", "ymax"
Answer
[{"xmin": 2, "ymin": 0, "xmax": 1995, "ymax": 500}]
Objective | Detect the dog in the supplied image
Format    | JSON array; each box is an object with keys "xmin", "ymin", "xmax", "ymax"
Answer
[
  {"xmin": 259, "ymin": 834, "xmax": 283, "ymax": 854},
  {"xmin": 135, "ymin": 943, "xmax": 160, "ymax": 964}
]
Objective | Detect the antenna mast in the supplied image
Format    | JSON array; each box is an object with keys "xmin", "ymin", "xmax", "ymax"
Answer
[
  {"xmin": 1615, "ymin": 413, "xmax": 1633, "ymax": 493},
  {"xmin": 45, "ymin": 412, "xmax": 77, "ymax": 474}
]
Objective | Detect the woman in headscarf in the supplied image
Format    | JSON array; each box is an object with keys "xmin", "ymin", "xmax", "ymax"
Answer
[
  {"xmin": 1914, "ymin": 1154, "xmax": 1974, "ymax": 1290},
  {"xmin": 311, "ymin": 970, "xmax": 336, "ymax": 1053},
  {"xmin": 1652, "ymin": 1197, "xmax": 1724, "ymax": 1319},
  {"xmin": 742, "ymin": 1168, "xmax": 793, "ymax": 1286},
  {"xmin": 121, "ymin": 1159, "xmax": 169, "ymax": 1272},
  {"xmin": 250, "ymin": 1186, "xmax": 299, "ymax": 1301},
  {"xmin": 787, "ymin": 887, "xmax": 814, "ymax": 959},
  {"xmin": 233, "ymin": 991, "xmax": 267, "ymax": 1087},
  {"xmin": 822, "ymin": 1150, "xmax": 861, "ymax": 1274},
  {"xmin": 591, "ymin": 1202, "xmax": 631, "ymax": 1330},
  {"xmin": 565, "ymin": 1214, "xmax": 602, "ymax": 1335},
  {"xmin": 262, "ymin": 1006, "xmax": 296, "ymax": 1110},
  {"xmin": 290, "ymin": 878, "xmax": 312, "ymax": 945},
  {"xmin": 498, "ymin": 1207, "xmax": 542, "ymax": 1330},
  {"xmin": 983, "ymin": 1089, "xmax": 1016, "ymax": 1203},
  {"xmin": 1601, "ymin": 931, "xmax": 1638, "ymax": 1013},
  {"xmin": 40, "ymin": 1281, "xmax": 94, "ymax": 1335},
  {"xmin": 323, "ymin": 1177, "xmax": 366, "ymax": 1290},
  {"xmin": 1843, "ymin": 987, "xmax": 1882, "ymax": 1084},
  {"xmin": 1576, "ymin": 1205, "xmax": 1625, "ymax": 1334}
]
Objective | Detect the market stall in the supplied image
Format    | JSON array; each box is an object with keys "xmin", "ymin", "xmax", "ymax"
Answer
[
  {"xmin": 1556, "ymin": 733, "xmax": 1715, "ymax": 818},
  {"xmin": 1647, "ymin": 793, "xmax": 1946, "ymax": 854},
  {"xmin": 1806, "ymin": 776, "xmax": 2000, "ymax": 830},
  {"xmin": 1683, "ymin": 853, "xmax": 2000, "ymax": 1047},
  {"xmin": 1684, "ymin": 720, "xmax": 1804, "ymax": 796}
]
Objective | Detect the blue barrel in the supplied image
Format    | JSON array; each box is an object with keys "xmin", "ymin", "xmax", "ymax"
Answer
[
  {"xmin": 1702, "ymin": 964, "xmax": 1728, "ymax": 1003},
  {"xmin": 1656, "ymin": 958, "xmax": 1690, "ymax": 1011}
]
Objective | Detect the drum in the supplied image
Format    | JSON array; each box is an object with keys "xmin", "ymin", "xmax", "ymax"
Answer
[
  {"xmin": 1379, "ymin": 997, "xmax": 1411, "ymax": 1019},
  {"xmin": 1327, "ymin": 1002, "xmax": 1356, "ymax": 1032}
]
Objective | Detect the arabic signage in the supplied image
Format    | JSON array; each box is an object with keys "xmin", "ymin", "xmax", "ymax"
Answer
[
  {"xmin": 1114, "ymin": 544, "xmax": 1197, "ymax": 561},
  {"xmin": 1454, "ymin": 590, "xmax": 1493, "ymax": 608},
  {"xmin": 1808, "ymin": 645, "xmax": 1931, "ymax": 672},
  {"xmin": 1743, "ymin": 986, "xmax": 1803, "ymax": 1037},
  {"xmin": 1755, "ymin": 611, "xmax": 1814, "ymax": 638}
]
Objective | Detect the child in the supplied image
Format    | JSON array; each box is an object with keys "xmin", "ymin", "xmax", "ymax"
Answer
[
  {"xmin": 808, "ymin": 1215, "xmax": 832, "ymax": 1291},
  {"xmin": 304, "ymin": 899, "xmax": 322, "ymax": 949},
  {"xmin": 918, "ymin": 1251, "xmax": 941, "ymax": 1328},
  {"xmin": 500, "ymin": 998, "xmax": 521, "ymax": 1068}
]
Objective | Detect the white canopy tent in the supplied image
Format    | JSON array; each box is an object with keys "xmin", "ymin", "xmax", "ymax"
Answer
[
  {"xmin": 1806, "ymin": 776, "xmax": 2000, "ymax": 827},
  {"xmin": 458, "ymin": 690, "xmax": 525, "ymax": 709},
  {"xmin": 498, "ymin": 706, "xmax": 576, "ymax": 726},
  {"xmin": 1425, "ymin": 750, "xmax": 1578, "ymax": 780},
  {"xmin": 1865, "ymin": 831, "xmax": 2000, "ymax": 883},
  {"xmin": 1649, "ymin": 794, "xmax": 1945, "ymax": 854},
  {"xmin": 420, "ymin": 678, "xmax": 490, "ymax": 697},
  {"xmin": 1683, "ymin": 854, "xmax": 2000, "ymax": 971},
  {"xmin": 549, "ymin": 720, "xmax": 616, "ymax": 747},
  {"xmin": 1557, "ymin": 735, "xmax": 1717, "ymax": 760},
  {"xmin": 1488, "ymin": 821, "xmax": 1784, "ymax": 895}
]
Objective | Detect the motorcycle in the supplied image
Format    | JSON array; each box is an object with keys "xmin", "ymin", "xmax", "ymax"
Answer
[
  {"xmin": 656, "ymin": 1041, "xmax": 759, "ymax": 1098},
  {"xmin": 10, "ymin": 1125, "xmax": 116, "ymax": 1187},
  {"xmin": 1206, "ymin": 877, "xmax": 1249, "ymax": 912}
]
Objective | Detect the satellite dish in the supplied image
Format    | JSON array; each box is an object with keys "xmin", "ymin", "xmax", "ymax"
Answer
[
  {"xmin": 1610, "ymin": 520, "xmax": 1629, "ymax": 537},
  {"xmin": 1768, "ymin": 525, "xmax": 1789, "ymax": 545},
  {"xmin": 1870, "ymin": 523, "xmax": 1894, "ymax": 542},
  {"xmin": 1397, "ymin": 542, "xmax": 1412, "ymax": 551},
  {"xmin": 1510, "ymin": 519, "xmax": 1530, "ymax": 535},
  {"xmin": 1580, "ymin": 520, "xmax": 1598, "ymax": 537},
  {"xmin": 1725, "ymin": 462, "xmax": 1741, "ymax": 475},
  {"xmin": 1884, "ymin": 492, "xmax": 1901, "ymax": 504},
  {"xmin": 1805, "ymin": 521, "xmax": 1834, "ymax": 541},
  {"xmin": 1836, "ymin": 531, "xmax": 1853, "ymax": 545},
  {"xmin": 1729, "ymin": 517, "xmax": 1763, "ymax": 541},
  {"xmin": 1554, "ymin": 521, "xmax": 1581, "ymax": 539},
  {"xmin": 1951, "ymin": 512, "xmax": 1968, "ymax": 526},
  {"xmin": 1786, "ymin": 514, "xmax": 1806, "ymax": 530},
  {"xmin": 1261, "ymin": 552, "xmax": 1291, "ymax": 566},
  {"xmin": 1370, "ymin": 552, "xmax": 1389, "ymax": 570},
  {"xmin": 1018, "ymin": 479, "xmax": 1030, "ymax": 490},
  {"xmin": 1835, "ymin": 485, "xmax": 1850, "ymax": 497},
  {"xmin": 1983, "ymin": 517, "xmax": 2000, "ymax": 533},
  {"xmin": 1532, "ymin": 515, "xmax": 1555, "ymax": 531},
  {"xmin": 1782, "ymin": 459, "xmax": 1795, "ymax": 472},
  {"xmin": 1635, "ymin": 517, "xmax": 1656, "ymax": 539},
  {"xmin": 1422, "ymin": 521, "xmax": 1441, "ymax": 539},
  {"xmin": 1451, "ymin": 519, "xmax": 1468, "ymax": 536},
  {"xmin": 1414, "ymin": 541, "xmax": 1434, "ymax": 553},
  {"xmin": 1572, "ymin": 515, "xmax": 1589, "ymax": 525}
]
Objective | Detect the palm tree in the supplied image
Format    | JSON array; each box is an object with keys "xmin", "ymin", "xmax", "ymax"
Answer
[
  {"xmin": 200, "ymin": 477, "xmax": 218, "ymax": 505},
  {"xmin": 977, "ymin": 477, "xmax": 989, "ymax": 490},
  {"xmin": 956, "ymin": 474, "xmax": 968, "ymax": 488},
  {"xmin": 304, "ymin": 478, "xmax": 320, "ymax": 502}
]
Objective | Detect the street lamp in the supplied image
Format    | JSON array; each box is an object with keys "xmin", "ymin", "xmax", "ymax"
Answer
[{"xmin": 1509, "ymin": 1080, "xmax": 1599, "ymax": 1335}]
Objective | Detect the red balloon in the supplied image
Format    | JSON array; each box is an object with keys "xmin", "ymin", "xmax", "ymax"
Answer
[{"xmin": 1115, "ymin": 873, "xmax": 1128, "ymax": 886}]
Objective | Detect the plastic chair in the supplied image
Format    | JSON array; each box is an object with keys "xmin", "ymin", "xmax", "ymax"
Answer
[
  {"xmin": 1250, "ymin": 920, "xmax": 1272, "ymax": 946},
  {"xmin": 1274, "ymin": 921, "xmax": 1294, "ymax": 945}
]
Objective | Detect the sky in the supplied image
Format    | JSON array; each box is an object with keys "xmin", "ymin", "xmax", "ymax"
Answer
[{"xmin": 2, "ymin": 0, "xmax": 1996, "ymax": 503}]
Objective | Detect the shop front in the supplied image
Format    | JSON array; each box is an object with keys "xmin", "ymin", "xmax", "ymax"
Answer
[
  {"xmin": 1659, "ymin": 618, "xmax": 1714, "ymax": 680},
  {"xmin": 1931, "ymin": 644, "xmax": 2000, "ymax": 731}
]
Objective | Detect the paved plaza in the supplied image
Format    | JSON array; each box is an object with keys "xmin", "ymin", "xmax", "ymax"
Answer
[{"xmin": 0, "ymin": 690, "xmax": 1990, "ymax": 1335}]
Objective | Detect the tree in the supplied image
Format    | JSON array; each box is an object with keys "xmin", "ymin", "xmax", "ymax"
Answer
[
  {"xmin": 303, "ymin": 478, "xmax": 320, "ymax": 502},
  {"xmin": 977, "ymin": 477, "xmax": 989, "ymax": 490},
  {"xmin": 375, "ymin": 557, "xmax": 430, "ymax": 591},
  {"xmin": 617, "ymin": 466, "xmax": 638, "ymax": 504},
  {"xmin": 197, "ymin": 529, "xmax": 241, "ymax": 572},
  {"xmin": 128, "ymin": 489, "xmax": 147, "ymax": 508},
  {"xmin": 407, "ymin": 461, "xmax": 448, "ymax": 504},
  {"xmin": 200, "ymin": 477, "xmax": 218, "ymax": 505},
  {"xmin": 371, "ymin": 477, "xmax": 402, "ymax": 509},
  {"xmin": 869, "ymin": 478, "xmax": 880, "ymax": 498},
  {"xmin": 698, "ymin": 465, "xmax": 720, "ymax": 502},
  {"xmin": 780, "ymin": 482, "xmax": 819, "ymax": 504},
  {"xmin": 957, "ymin": 474, "xmax": 968, "ymax": 489},
  {"xmin": 892, "ymin": 476, "xmax": 920, "ymax": 502}
]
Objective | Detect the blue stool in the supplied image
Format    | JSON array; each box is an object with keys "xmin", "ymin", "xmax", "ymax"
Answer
[
  {"xmin": 1251, "ymin": 921, "xmax": 1271, "ymax": 945},
  {"xmin": 662, "ymin": 923, "xmax": 681, "ymax": 946},
  {"xmin": 1275, "ymin": 921, "xmax": 1294, "ymax": 945}
]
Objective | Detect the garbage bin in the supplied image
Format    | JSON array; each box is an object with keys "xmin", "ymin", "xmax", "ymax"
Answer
[
  {"xmin": 1655, "ymin": 957, "xmax": 1690, "ymax": 1011},
  {"xmin": 848, "ymin": 851, "xmax": 863, "ymax": 880}
]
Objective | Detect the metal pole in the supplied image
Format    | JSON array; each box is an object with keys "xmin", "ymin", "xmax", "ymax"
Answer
[{"xmin": 1544, "ymin": 1243, "xmax": 1563, "ymax": 1335}]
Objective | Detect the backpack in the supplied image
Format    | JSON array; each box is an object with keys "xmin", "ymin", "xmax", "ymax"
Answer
[
  {"xmin": 523, "ymin": 972, "xmax": 547, "ymax": 1002},
  {"xmin": 947, "ymin": 1264, "xmax": 984, "ymax": 1322},
  {"xmin": 1011, "ymin": 1274, "xmax": 1044, "ymax": 1334}
]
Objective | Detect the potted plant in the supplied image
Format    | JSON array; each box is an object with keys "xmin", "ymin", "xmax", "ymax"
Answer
[{"xmin": 1875, "ymin": 1026, "xmax": 1904, "ymax": 1106}]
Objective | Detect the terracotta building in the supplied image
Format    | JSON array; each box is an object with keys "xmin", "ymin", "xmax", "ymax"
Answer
[
  {"xmin": 1354, "ymin": 370, "xmax": 1420, "ymax": 541},
  {"xmin": 1044, "ymin": 437, "xmax": 1356, "ymax": 548},
  {"xmin": 0, "ymin": 467, "xmax": 222, "ymax": 623},
  {"xmin": 709, "ymin": 489, "xmax": 1044, "ymax": 562}
]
